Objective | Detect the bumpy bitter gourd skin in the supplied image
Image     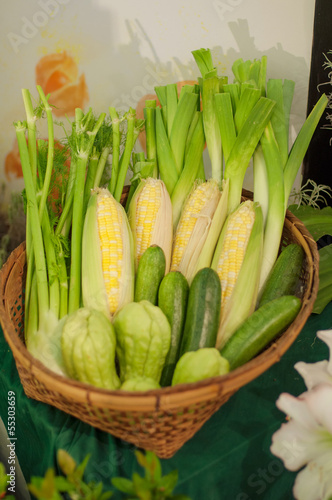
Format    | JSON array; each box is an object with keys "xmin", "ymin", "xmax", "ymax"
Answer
[
  {"xmin": 113, "ymin": 300, "xmax": 171, "ymax": 386},
  {"xmin": 61, "ymin": 308, "xmax": 120, "ymax": 390}
]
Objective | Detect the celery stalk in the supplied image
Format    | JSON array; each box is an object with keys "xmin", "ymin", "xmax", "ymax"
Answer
[
  {"xmin": 68, "ymin": 112, "xmax": 106, "ymax": 313},
  {"xmin": 22, "ymin": 90, "xmax": 37, "ymax": 184},
  {"xmin": 36, "ymin": 86, "xmax": 55, "ymax": 219},
  {"xmin": 41, "ymin": 208, "xmax": 60, "ymax": 318},
  {"xmin": 83, "ymin": 149, "xmax": 99, "ymax": 208},
  {"xmin": 93, "ymin": 146, "xmax": 110, "ymax": 188},
  {"xmin": 108, "ymin": 107, "xmax": 121, "ymax": 195},
  {"xmin": 15, "ymin": 123, "xmax": 49, "ymax": 324},
  {"xmin": 113, "ymin": 108, "xmax": 136, "ymax": 202}
]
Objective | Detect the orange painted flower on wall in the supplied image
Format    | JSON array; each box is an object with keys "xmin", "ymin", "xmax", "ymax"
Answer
[{"xmin": 35, "ymin": 51, "xmax": 89, "ymax": 117}]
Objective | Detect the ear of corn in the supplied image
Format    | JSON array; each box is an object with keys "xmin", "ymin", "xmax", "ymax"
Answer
[
  {"xmin": 212, "ymin": 200, "xmax": 263, "ymax": 349},
  {"xmin": 127, "ymin": 177, "xmax": 173, "ymax": 273},
  {"xmin": 193, "ymin": 178, "xmax": 229, "ymax": 276},
  {"xmin": 170, "ymin": 179, "xmax": 223, "ymax": 283},
  {"xmin": 82, "ymin": 188, "xmax": 134, "ymax": 319}
]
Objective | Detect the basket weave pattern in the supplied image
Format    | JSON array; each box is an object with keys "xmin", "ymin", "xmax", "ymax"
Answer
[{"xmin": 0, "ymin": 205, "xmax": 319, "ymax": 458}]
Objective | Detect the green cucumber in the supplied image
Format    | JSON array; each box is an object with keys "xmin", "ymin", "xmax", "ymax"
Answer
[
  {"xmin": 158, "ymin": 271, "xmax": 189, "ymax": 387},
  {"xmin": 258, "ymin": 243, "xmax": 304, "ymax": 307},
  {"xmin": 134, "ymin": 245, "xmax": 166, "ymax": 305},
  {"xmin": 179, "ymin": 267, "xmax": 221, "ymax": 357},
  {"xmin": 220, "ymin": 295, "xmax": 302, "ymax": 370}
]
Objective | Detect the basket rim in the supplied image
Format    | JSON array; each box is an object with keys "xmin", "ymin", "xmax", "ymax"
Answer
[{"xmin": 0, "ymin": 203, "xmax": 319, "ymax": 411}]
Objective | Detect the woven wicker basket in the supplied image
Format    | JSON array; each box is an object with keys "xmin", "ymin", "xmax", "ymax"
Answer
[{"xmin": 0, "ymin": 191, "xmax": 319, "ymax": 458}]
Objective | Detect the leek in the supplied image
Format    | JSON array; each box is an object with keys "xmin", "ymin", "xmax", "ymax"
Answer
[
  {"xmin": 155, "ymin": 107, "xmax": 179, "ymax": 194},
  {"xmin": 222, "ymin": 96, "xmax": 276, "ymax": 213},
  {"xmin": 171, "ymin": 112, "xmax": 205, "ymax": 229},
  {"xmin": 144, "ymin": 100, "xmax": 158, "ymax": 177}
]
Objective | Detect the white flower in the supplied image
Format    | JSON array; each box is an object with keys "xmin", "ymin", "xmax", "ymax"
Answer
[
  {"xmin": 295, "ymin": 330, "xmax": 332, "ymax": 390},
  {"xmin": 270, "ymin": 329, "xmax": 332, "ymax": 500}
]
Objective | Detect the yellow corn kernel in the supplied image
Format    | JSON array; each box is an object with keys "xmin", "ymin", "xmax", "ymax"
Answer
[
  {"xmin": 216, "ymin": 201, "xmax": 255, "ymax": 315},
  {"xmin": 134, "ymin": 179, "xmax": 162, "ymax": 259},
  {"xmin": 170, "ymin": 180, "xmax": 221, "ymax": 282},
  {"xmin": 128, "ymin": 178, "xmax": 173, "ymax": 272},
  {"xmin": 96, "ymin": 191, "xmax": 125, "ymax": 315},
  {"xmin": 82, "ymin": 188, "xmax": 134, "ymax": 318}
]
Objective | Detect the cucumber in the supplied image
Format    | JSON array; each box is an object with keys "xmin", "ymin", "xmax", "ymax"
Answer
[
  {"xmin": 179, "ymin": 267, "xmax": 221, "ymax": 357},
  {"xmin": 158, "ymin": 271, "xmax": 189, "ymax": 387},
  {"xmin": 134, "ymin": 245, "xmax": 166, "ymax": 305},
  {"xmin": 258, "ymin": 243, "xmax": 304, "ymax": 307},
  {"xmin": 220, "ymin": 295, "xmax": 302, "ymax": 370}
]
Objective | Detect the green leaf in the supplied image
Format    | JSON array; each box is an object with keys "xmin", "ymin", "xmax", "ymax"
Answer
[
  {"xmin": 287, "ymin": 204, "xmax": 332, "ymax": 240},
  {"xmin": 54, "ymin": 476, "xmax": 76, "ymax": 492},
  {"xmin": 28, "ymin": 468, "xmax": 63, "ymax": 500},
  {"xmin": 171, "ymin": 495, "xmax": 193, "ymax": 500},
  {"xmin": 56, "ymin": 449, "xmax": 77, "ymax": 476},
  {"xmin": 74, "ymin": 453, "xmax": 91, "ymax": 481},
  {"xmin": 144, "ymin": 452, "xmax": 162, "ymax": 483},
  {"xmin": 111, "ymin": 477, "xmax": 136, "ymax": 495},
  {"xmin": 156, "ymin": 469, "xmax": 178, "ymax": 496},
  {"xmin": 100, "ymin": 492, "xmax": 113, "ymax": 500},
  {"xmin": 132, "ymin": 473, "xmax": 153, "ymax": 500},
  {"xmin": 0, "ymin": 463, "xmax": 8, "ymax": 494}
]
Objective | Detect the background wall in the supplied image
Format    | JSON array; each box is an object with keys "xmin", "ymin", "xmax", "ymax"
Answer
[{"xmin": 0, "ymin": 0, "xmax": 316, "ymax": 203}]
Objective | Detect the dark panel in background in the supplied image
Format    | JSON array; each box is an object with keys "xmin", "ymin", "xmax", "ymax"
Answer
[{"xmin": 302, "ymin": 0, "xmax": 332, "ymax": 207}]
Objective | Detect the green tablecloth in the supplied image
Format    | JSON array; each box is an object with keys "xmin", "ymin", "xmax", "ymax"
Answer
[{"xmin": 0, "ymin": 302, "xmax": 331, "ymax": 500}]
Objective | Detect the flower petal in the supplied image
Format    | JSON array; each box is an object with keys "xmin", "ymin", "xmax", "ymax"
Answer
[
  {"xmin": 271, "ymin": 418, "xmax": 329, "ymax": 471},
  {"xmin": 295, "ymin": 360, "xmax": 332, "ymax": 390},
  {"xmin": 304, "ymin": 384, "xmax": 332, "ymax": 435},
  {"xmin": 317, "ymin": 329, "xmax": 332, "ymax": 375},
  {"xmin": 293, "ymin": 451, "xmax": 332, "ymax": 500},
  {"xmin": 276, "ymin": 393, "xmax": 318, "ymax": 430}
]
